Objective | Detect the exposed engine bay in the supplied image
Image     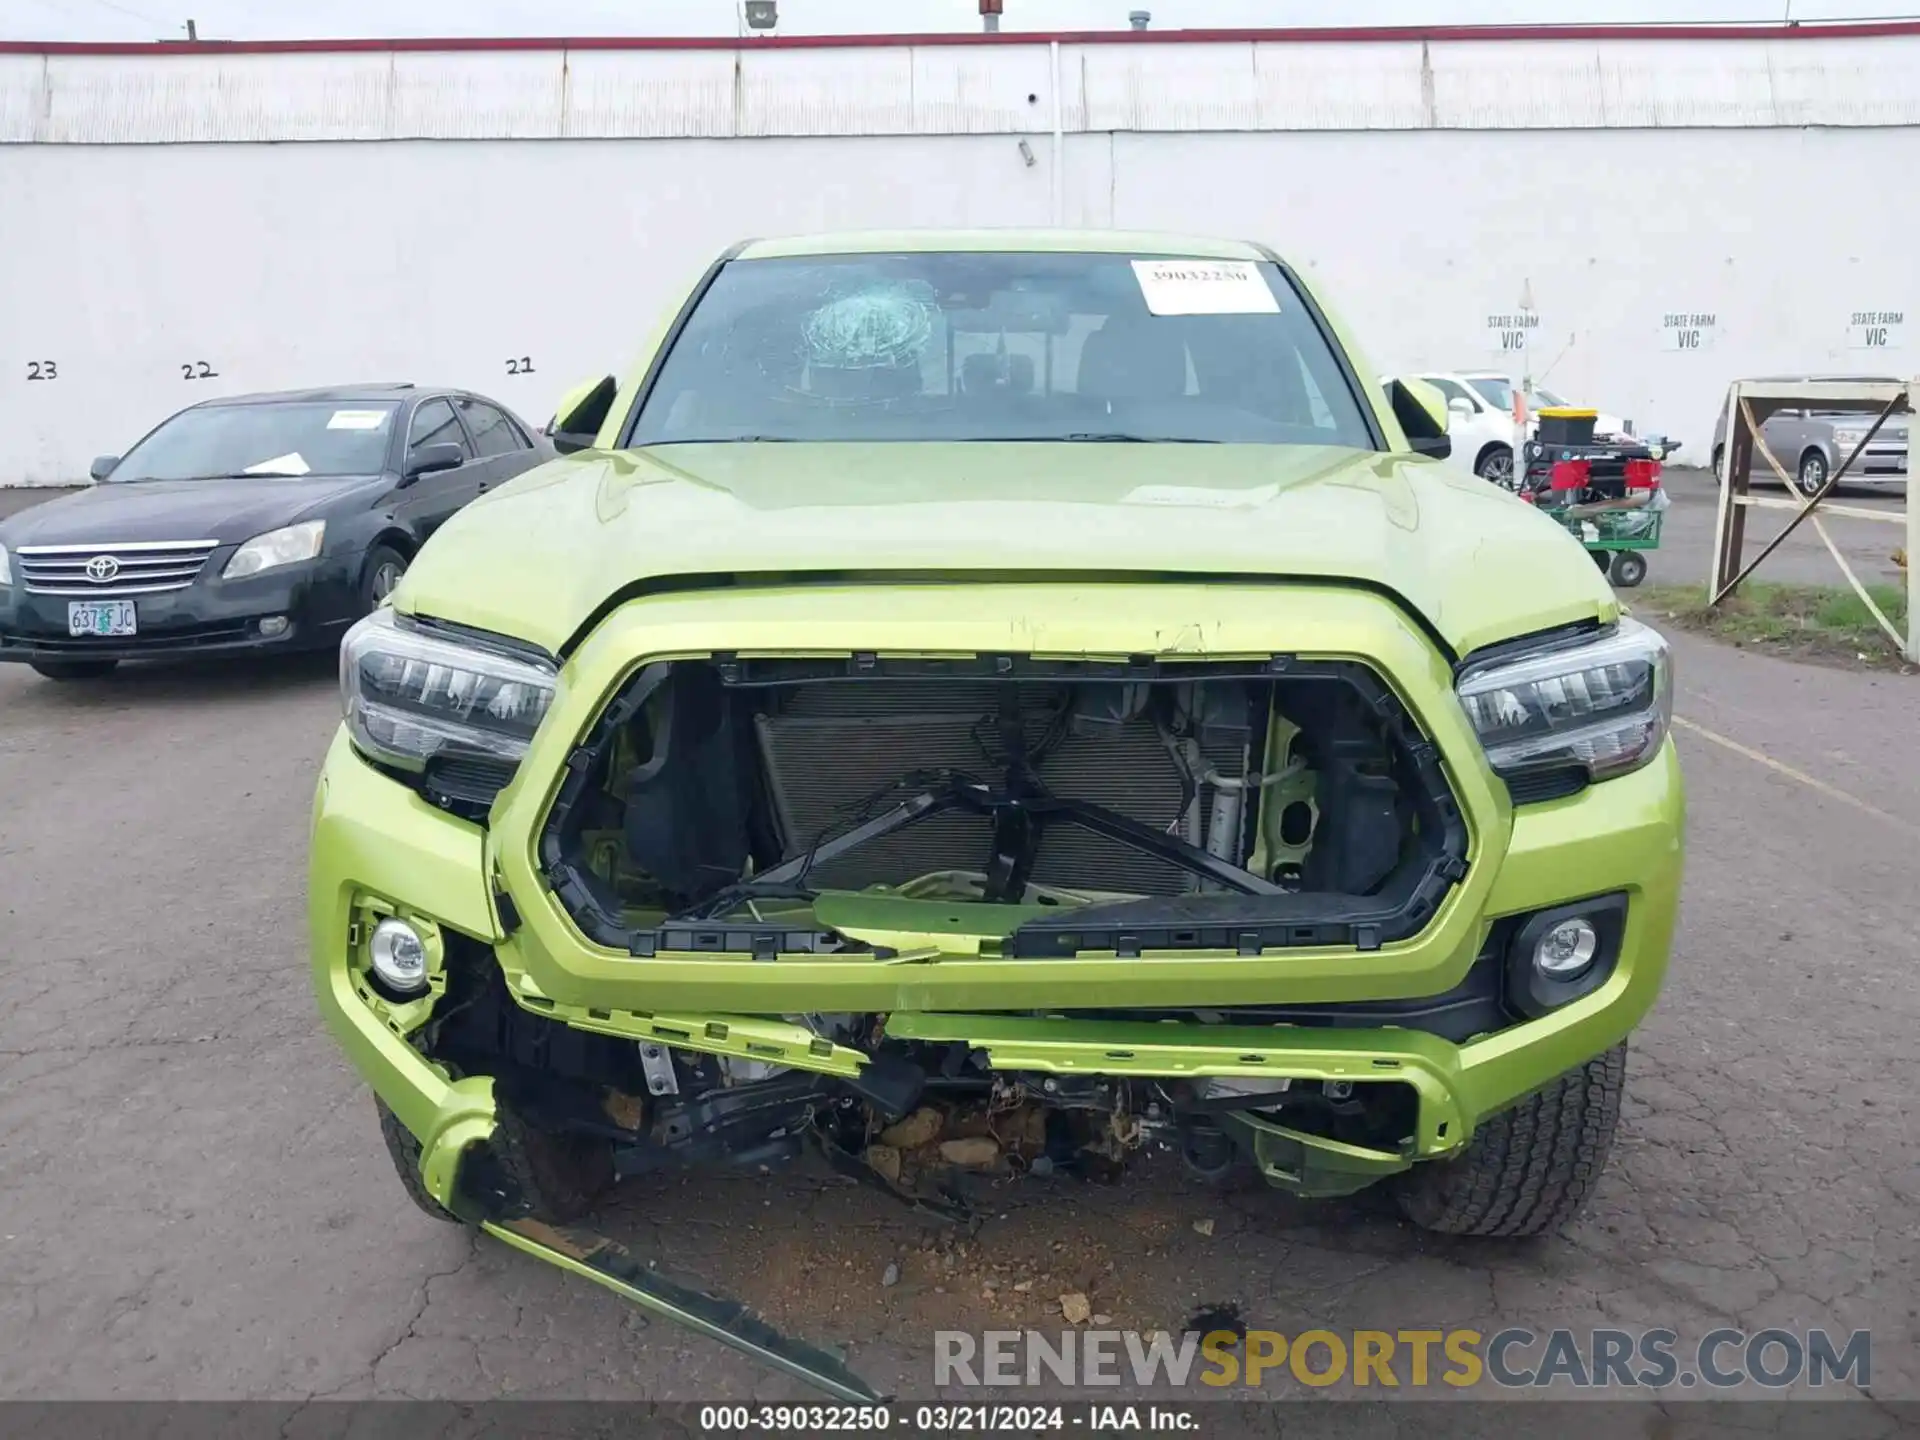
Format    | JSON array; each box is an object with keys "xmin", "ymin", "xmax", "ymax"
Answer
[
  {"xmin": 453, "ymin": 655, "xmax": 1473, "ymax": 1197},
  {"xmin": 540, "ymin": 655, "xmax": 1467, "ymax": 958}
]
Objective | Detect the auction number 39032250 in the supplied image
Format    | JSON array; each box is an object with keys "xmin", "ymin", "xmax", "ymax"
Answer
[
  {"xmin": 698, "ymin": 1406, "xmax": 892, "ymax": 1431},
  {"xmin": 699, "ymin": 1405, "xmax": 1072, "ymax": 1431}
]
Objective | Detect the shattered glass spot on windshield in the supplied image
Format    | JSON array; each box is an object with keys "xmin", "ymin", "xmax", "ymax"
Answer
[{"xmin": 801, "ymin": 280, "xmax": 937, "ymax": 371}]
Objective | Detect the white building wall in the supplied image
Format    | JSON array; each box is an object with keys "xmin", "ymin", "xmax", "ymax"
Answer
[
  {"xmin": 1109, "ymin": 125, "xmax": 1918, "ymax": 450},
  {"xmin": 3, "ymin": 31, "xmax": 1917, "ymax": 483}
]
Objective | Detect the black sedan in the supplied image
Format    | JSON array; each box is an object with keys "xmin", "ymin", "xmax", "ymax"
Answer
[{"xmin": 0, "ymin": 384, "xmax": 549, "ymax": 680}]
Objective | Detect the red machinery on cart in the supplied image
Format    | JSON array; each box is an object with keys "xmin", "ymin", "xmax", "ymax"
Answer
[{"xmin": 1516, "ymin": 407, "xmax": 1669, "ymax": 588}]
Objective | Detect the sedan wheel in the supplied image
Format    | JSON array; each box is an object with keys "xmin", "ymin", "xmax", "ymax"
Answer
[
  {"xmin": 1476, "ymin": 446, "xmax": 1515, "ymax": 488},
  {"xmin": 1797, "ymin": 452, "xmax": 1828, "ymax": 498},
  {"xmin": 360, "ymin": 544, "xmax": 410, "ymax": 614}
]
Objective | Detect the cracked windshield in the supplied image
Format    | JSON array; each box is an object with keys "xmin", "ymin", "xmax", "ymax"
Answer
[{"xmin": 632, "ymin": 252, "xmax": 1373, "ymax": 447}]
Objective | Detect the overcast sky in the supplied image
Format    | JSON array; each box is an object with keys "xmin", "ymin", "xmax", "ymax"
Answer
[{"xmin": 9, "ymin": 0, "xmax": 1918, "ymax": 43}]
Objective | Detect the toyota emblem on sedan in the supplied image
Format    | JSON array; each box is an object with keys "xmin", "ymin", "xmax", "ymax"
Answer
[{"xmin": 85, "ymin": 555, "xmax": 121, "ymax": 583}]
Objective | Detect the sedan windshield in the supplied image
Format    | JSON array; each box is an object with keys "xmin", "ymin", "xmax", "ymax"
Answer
[
  {"xmin": 1463, "ymin": 377, "xmax": 1569, "ymax": 415},
  {"xmin": 1466, "ymin": 376, "xmax": 1515, "ymax": 413},
  {"xmin": 629, "ymin": 252, "xmax": 1377, "ymax": 448},
  {"xmin": 109, "ymin": 401, "xmax": 400, "ymax": 482}
]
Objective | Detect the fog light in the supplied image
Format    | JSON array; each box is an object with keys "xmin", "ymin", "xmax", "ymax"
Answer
[
  {"xmin": 258, "ymin": 616, "xmax": 290, "ymax": 638},
  {"xmin": 1534, "ymin": 917, "xmax": 1599, "ymax": 978},
  {"xmin": 369, "ymin": 917, "xmax": 428, "ymax": 993}
]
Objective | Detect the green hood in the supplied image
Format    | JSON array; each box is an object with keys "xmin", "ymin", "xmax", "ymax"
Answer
[{"xmin": 397, "ymin": 443, "xmax": 1617, "ymax": 659}]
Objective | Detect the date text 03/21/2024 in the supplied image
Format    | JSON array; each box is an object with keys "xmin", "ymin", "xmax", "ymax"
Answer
[{"xmin": 697, "ymin": 1405, "xmax": 1196, "ymax": 1432}]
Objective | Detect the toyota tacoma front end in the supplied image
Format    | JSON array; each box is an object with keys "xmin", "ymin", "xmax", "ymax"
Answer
[{"xmin": 309, "ymin": 232, "xmax": 1683, "ymax": 1399}]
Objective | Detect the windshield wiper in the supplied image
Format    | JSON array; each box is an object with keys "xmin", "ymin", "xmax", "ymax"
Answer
[
  {"xmin": 144, "ymin": 472, "xmax": 302, "ymax": 482},
  {"xmin": 651, "ymin": 434, "xmax": 1227, "ymax": 446},
  {"xmin": 1059, "ymin": 433, "xmax": 1222, "ymax": 443}
]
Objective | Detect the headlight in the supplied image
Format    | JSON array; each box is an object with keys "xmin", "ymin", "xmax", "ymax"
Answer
[
  {"xmin": 223, "ymin": 520, "xmax": 326, "ymax": 579},
  {"xmin": 340, "ymin": 606, "xmax": 557, "ymax": 773},
  {"xmin": 1456, "ymin": 618, "xmax": 1672, "ymax": 785},
  {"xmin": 0, "ymin": 543, "xmax": 11, "ymax": 587}
]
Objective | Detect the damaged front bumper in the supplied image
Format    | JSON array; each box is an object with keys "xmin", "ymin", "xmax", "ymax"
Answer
[
  {"xmin": 483, "ymin": 1219, "xmax": 882, "ymax": 1402},
  {"xmin": 311, "ymin": 581, "xmax": 1682, "ymax": 1399},
  {"xmin": 311, "ymin": 739, "xmax": 1680, "ymax": 1399}
]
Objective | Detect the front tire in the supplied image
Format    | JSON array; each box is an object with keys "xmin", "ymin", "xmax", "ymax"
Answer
[
  {"xmin": 375, "ymin": 1099, "xmax": 613, "ymax": 1226},
  {"xmin": 1395, "ymin": 1043, "xmax": 1626, "ymax": 1238},
  {"xmin": 1797, "ymin": 450, "xmax": 1829, "ymax": 498},
  {"xmin": 377, "ymin": 1101, "xmax": 462, "ymax": 1224},
  {"xmin": 30, "ymin": 659, "xmax": 118, "ymax": 681}
]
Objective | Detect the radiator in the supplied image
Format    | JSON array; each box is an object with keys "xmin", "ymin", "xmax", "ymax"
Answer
[{"xmin": 752, "ymin": 680, "xmax": 1244, "ymax": 896}]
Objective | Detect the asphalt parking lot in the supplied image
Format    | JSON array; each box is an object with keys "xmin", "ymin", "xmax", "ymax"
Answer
[
  {"xmin": 0, "ymin": 476, "xmax": 1914, "ymax": 1412},
  {"xmin": 1652, "ymin": 467, "xmax": 1908, "ymax": 592}
]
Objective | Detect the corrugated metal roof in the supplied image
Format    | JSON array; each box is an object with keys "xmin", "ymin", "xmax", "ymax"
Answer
[{"xmin": 6, "ymin": 31, "xmax": 1920, "ymax": 143}]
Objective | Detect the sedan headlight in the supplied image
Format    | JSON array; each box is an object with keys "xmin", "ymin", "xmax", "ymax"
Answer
[
  {"xmin": 1832, "ymin": 429, "xmax": 1868, "ymax": 450},
  {"xmin": 223, "ymin": 520, "xmax": 326, "ymax": 580},
  {"xmin": 1456, "ymin": 618, "xmax": 1672, "ymax": 785},
  {"xmin": 340, "ymin": 606, "xmax": 557, "ymax": 773},
  {"xmin": 0, "ymin": 542, "xmax": 11, "ymax": 587}
]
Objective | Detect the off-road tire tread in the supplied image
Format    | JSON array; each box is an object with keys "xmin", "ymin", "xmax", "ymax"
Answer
[
  {"xmin": 1395, "ymin": 1043, "xmax": 1626, "ymax": 1238},
  {"xmin": 376, "ymin": 1100, "xmax": 613, "ymax": 1225},
  {"xmin": 490, "ymin": 1104, "xmax": 614, "ymax": 1224},
  {"xmin": 376, "ymin": 1100, "xmax": 463, "ymax": 1224}
]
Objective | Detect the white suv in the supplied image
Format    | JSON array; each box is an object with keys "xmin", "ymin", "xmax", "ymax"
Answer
[{"xmin": 1411, "ymin": 372, "xmax": 1635, "ymax": 487}]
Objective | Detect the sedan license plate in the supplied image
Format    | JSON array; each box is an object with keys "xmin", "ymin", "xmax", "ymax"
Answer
[{"xmin": 67, "ymin": 600, "xmax": 137, "ymax": 638}]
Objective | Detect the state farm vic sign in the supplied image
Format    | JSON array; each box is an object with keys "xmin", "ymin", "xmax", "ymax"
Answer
[{"xmin": 1485, "ymin": 311, "xmax": 1540, "ymax": 355}]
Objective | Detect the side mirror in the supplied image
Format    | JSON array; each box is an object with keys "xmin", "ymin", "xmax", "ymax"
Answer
[
  {"xmin": 1386, "ymin": 377, "xmax": 1453, "ymax": 461},
  {"xmin": 89, "ymin": 454, "xmax": 119, "ymax": 482},
  {"xmin": 1447, "ymin": 396, "xmax": 1476, "ymax": 422},
  {"xmin": 404, "ymin": 442, "xmax": 465, "ymax": 481},
  {"xmin": 550, "ymin": 374, "xmax": 620, "ymax": 455}
]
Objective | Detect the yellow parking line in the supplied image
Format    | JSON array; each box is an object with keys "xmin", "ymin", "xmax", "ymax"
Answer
[{"xmin": 1672, "ymin": 714, "xmax": 1920, "ymax": 842}]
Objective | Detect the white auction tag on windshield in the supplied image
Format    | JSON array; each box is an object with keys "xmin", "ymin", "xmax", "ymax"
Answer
[
  {"xmin": 1131, "ymin": 259, "xmax": 1280, "ymax": 316},
  {"xmin": 327, "ymin": 409, "xmax": 389, "ymax": 430}
]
